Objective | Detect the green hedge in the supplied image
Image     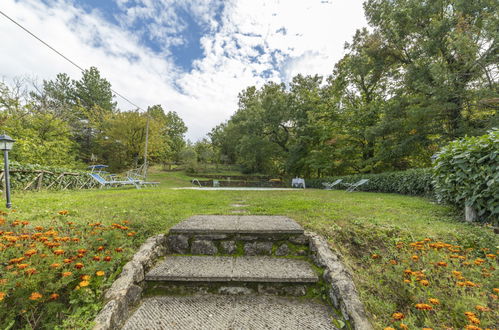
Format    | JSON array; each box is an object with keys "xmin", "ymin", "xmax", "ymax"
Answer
[
  {"xmin": 306, "ymin": 168, "xmax": 433, "ymax": 196},
  {"xmin": 0, "ymin": 162, "xmax": 94, "ymax": 191},
  {"xmin": 433, "ymin": 129, "xmax": 498, "ymax": 223}
]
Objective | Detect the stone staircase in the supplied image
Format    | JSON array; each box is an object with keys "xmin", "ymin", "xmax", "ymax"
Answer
[{"xmin": 121, "ymin": 215, "xmax": 342, "ymax": 329}]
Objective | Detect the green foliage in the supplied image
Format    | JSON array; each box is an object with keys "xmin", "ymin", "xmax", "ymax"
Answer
[
  {"xmin": 306, "ymin": 168, "xmax": 434, "ymax": 196},
  {"xmin": 210, "ymin": 0, "xmax": 498, "ymax": 177},
  {"xmin": 433, "ymin": 129, "xmax": 498, "ymax": 222}
]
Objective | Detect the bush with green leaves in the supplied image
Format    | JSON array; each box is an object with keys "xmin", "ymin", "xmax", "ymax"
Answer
[
  {"xmin": 306, "ymin": 168, "xmax": 433, "ymax": 196},
  {"xmin": 433, "ymin": 129, "xmax": 498, "ymax": 223}
]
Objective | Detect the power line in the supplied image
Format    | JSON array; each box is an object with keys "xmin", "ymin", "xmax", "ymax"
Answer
[{"xmin": 0, "ymin": 9, "xmax": 145, "ymax": 111}]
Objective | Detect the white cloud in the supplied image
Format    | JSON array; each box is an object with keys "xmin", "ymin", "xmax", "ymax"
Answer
[{"xmin": 0, "ymin": 0, "xmax": 367, "ymax": 140}]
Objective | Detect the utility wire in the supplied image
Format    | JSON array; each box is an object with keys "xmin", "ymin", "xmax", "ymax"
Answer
[{"xmin": 0, "ymin": 9, "xmax": 145, "ymax": 111}]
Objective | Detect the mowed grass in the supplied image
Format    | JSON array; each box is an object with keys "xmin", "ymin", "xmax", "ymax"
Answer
[{"xmin": 3, "ymin": 168, "xmax": 498, "ymax": 329}]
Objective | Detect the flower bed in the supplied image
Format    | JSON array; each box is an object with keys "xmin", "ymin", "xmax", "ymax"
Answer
[
  {"xmin": 0, "ymin": 211, "xmax": 138, "ymax": 329},
  {"xmin": 370, "ymin": 238, "xmax": 498, "ymax": 329}
]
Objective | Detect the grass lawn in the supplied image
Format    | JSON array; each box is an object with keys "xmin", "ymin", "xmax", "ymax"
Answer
[{"xmin": 1, "ymin": 168, "xmax": 497, "ymax": 329}]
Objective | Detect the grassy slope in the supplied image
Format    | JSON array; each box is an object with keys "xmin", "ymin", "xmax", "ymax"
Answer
[{"xmin": 5, "ymin": 168, "xmax": 498, "ymax": 329}]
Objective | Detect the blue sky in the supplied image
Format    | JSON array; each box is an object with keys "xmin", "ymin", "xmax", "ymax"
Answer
[{"xmin": 0, "ymin": 0, "xmax": 367, "ymax": 140}]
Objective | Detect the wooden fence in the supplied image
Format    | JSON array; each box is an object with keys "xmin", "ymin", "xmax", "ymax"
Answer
[{"xmin": 0, "ymin": 169, "xmax": 97, "ymax": 191}]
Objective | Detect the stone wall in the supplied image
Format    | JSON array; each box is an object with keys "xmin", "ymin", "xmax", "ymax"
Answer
[
  {"xmin": 306, "ymin": 231, "xmax": 373, "ymax": 330},
  {"xmin": 92, "ymin": 235, "xmax": 168, "ymax": 330}
]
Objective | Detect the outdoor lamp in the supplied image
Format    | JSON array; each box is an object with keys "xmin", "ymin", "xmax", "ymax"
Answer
[{"xmin": 0, "ymin": 134, "xmax": 15, "ymax": 208}]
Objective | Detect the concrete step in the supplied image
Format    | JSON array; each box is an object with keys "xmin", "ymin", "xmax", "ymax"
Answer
[
  {"xmin": 146, "ymin": 256, "xmax": 318, "ymax": 283},
  {"xmin": 167, "ymin": 215, "xmax": 309, "ymax": 256},
  {"xmin": 169, "ymin": 215, "xmax": 304, "ymax": 235},
  {"xmin": 122, "ymin": 294, "xmax": 337, "ymax": 330}
]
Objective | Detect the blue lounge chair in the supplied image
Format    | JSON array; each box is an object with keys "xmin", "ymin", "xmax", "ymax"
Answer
[
  {"xmin": 126, "ymin": 176, "xmax": 159, "ymax": 188},
  {"xmin": 89, "ymin": 173, "xmax": 140, "ymax": 189}
]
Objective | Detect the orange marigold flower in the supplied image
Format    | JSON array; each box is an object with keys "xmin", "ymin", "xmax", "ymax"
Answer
[
  {"xmin": 469, "ymin": 317, "xmax": 480, "ymax": 325},
  {"xmin": 399, "ymin": 323, "xmax": 408, "ymax": 330},
  {"xmin": 452, "ymin": 270, "xmax": 462, "ymax": 277},
  {"xmin": 81, "ymin": 275, "xmax": 91, "ymax": 281},
  {"xmin": 383, "ymin": 328, "xmax": 395, "ymax": 330},
  {"xmin": 389, "ymin": 259, "xmax": 397, "ymax": 265},
  {"xmin": 29, "ymin": 292, "xmax": 42, "ymax": 300},
  {"xmin": 475, "ymin": 305, "xmax": 490, "ymax": 312},
  {"xmin": 457, "ymin": 281, "xmax": 466, "ymax": 287},
  {"xmin": 24, "ymin": 249, "xmax": 37, "ymax": 257},
  {"xmin": 465, "ymin": 281, "xmax": 477, "ymax": 287},
  {"xmin": 97, "ymin": 246, "xmax": 105, "ymax": 251},
  {"xmin": 127, "ymin": 232, "xmax": 136, "ymax": 237},
  {"xmin": 464, "ymin": 311, "xmax": 476, "ymax": 318},
  {"xmin": 411, "ymin": 255, "xmax": 419, "ymax": 261},
  {"xmin": 72, "ymin": 238, "xmax": 79, "ymax": 242},
  {"xmin": 391, "ymin": 312, "xmax": 404, "ymax": 320},
  {"xmin": 104, "ymin": 256, "xmax": 112, "ymax": 262},
  {"xmin": 96, "ymin": 270, "xmax": 105, "ymax": 276},
  {"xmin": 92, "ymin": 256, "xmax": 101, "ymax": 261},
  {"xmin": 63, "ymin": 258, "xmax": 72, "ymax": 264},
  {"xmin": 79, "ymin": 280, "xmax": 89, "ymax": 287},
  {"xmin": 21, "ymin": 221, "xmax": 29, "ymax": 226},
  {"xmin": 420, "ymin": 280, "xmax": 429, "ymax": 286},
  {"xmin": 77, "ymin": 249, "xmax": 87, "ymax": 254},
  {"xmin": 428, "ymin": 298, "xmax": 440, "ymax": 305},
  {"xmin": 422, "ymin": 328, "xmax": 433, "ymax": 330},
  {"xmin": 115, "ymin": 247, "xmax": 123, "ymax": 252},
  {"xmin": 17, "ymin": 264, "xmax": 29, "ymax": 269},
  {"xmin": 58, "ymin": 210, "xmax": 69, "ymax": 215},
  {"xmin": 403, "ymin": 279, "xmax": 411, "ymax": 283},
  {"xmin": 0, "ymin": 292, "xmax": 5, "ymax": 301},
  {"xmin": 415, "ymin": 303, "xmax": 432, "ymax": 310},
  {"xmin": 371, "ymin": 253, "xmax": 381, "ymax": 259},
  {"xmin": 436, "ymin": 261, "xmax": 447, "ymax": 267},
  {"xmin": 485, "ymin": 254, "xmax": 496, "ymax": 259},
  {"xmin": 403, "ymin": 269, "xmax": 412, "ymax": 275},
  {"xmin": 74, "ymin": 263, "xmax": 84, "ymax": 269},
  {"xmin": 25, "ymin": 268, "xmax": 37, "ymax": 275},
  {"xmin": 62, "ymin": 271, "xmax": 72, "ymax": 277},
  {"xmin": 53, "ymin": 249, "xmax": 65, "ymax": 255},
  {"xmin": 465, "ymin": 326, "xmax": 481, "ymax": 330},
  {"xmin": 493, "ymin": 288, "xmax": 499, "ymax": 293},
  {"xmin": 474, "ymin": 258, "xmax": 485, "ymax": 265},
  {"xmin": 51, "ymin": 263, "xmax": 60, "ymax": 268},
  {"xmin": 50, "ymin": 293, "xmax": 59, "ymax": 300}
]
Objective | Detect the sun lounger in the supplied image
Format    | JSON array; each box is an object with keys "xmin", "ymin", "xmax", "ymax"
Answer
[
  {"xmin": 126, "ymin": 176, "xmax": 159, "ymax": 188},
  {"xmin": 89, "ymin": 173, "xmax": 139, "ymax": 189},
  {"xmin": 345, "ymin": 179, "xmax": 369, "ymax": 192},
  {"xmin": 322, "ymin": 179, "xmax": 343, "ymax": 190}
]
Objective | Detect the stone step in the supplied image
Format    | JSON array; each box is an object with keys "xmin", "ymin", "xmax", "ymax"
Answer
[
  {"xmin": 146, "ymin": 256, "xmax": 318, "ymax": 283},
  {"xmin": 122, "ymin": 295, "xmax": 338, "ymax": 330},
  {"xmin": 169, "ymin": 215, "xmax": 304, "ymax": 235},
  {"xmin": 167, "ymin": 215, "xmax": 309, "ymax": 256}
]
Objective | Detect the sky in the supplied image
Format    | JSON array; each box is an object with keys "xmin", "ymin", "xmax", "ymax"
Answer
[{"xmin": 0, "ymin": 0, "xmax": 367, "ymax": 141}]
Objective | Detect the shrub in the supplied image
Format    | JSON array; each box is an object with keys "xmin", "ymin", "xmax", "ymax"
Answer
[
  {"xmin": 433, "ymin": 129, "xmax": 498, "ymax": 223},
  {"xmin": 0, "ymin": 211, "xmax": 139, "ymax": 329},
  {"xmin": 306, "ymin": 168, "xmax": 433, "ymax": 196}
]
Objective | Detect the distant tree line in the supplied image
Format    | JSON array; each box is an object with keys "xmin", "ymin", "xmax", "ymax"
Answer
[
  {"xmin": 209, "ymin": 0, "xmax": 498, "ymax": 176},
  {"xmin": 0, "ymin": 67, "xmax": 186, "ymax": 170}
]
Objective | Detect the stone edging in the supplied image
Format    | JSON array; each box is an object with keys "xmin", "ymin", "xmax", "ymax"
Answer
[
  {"xmin": 92, "ymin": 234, "xmax": 168, "ymax": 330},
  {"xmin": 305, "ymin": 231, "xmax": 373, "ymax": 330}
]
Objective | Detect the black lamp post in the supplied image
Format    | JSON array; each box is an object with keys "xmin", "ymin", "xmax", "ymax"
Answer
[{"xmin": 0, "ymin": 134, "xmax": 15, "ymax": 208}]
